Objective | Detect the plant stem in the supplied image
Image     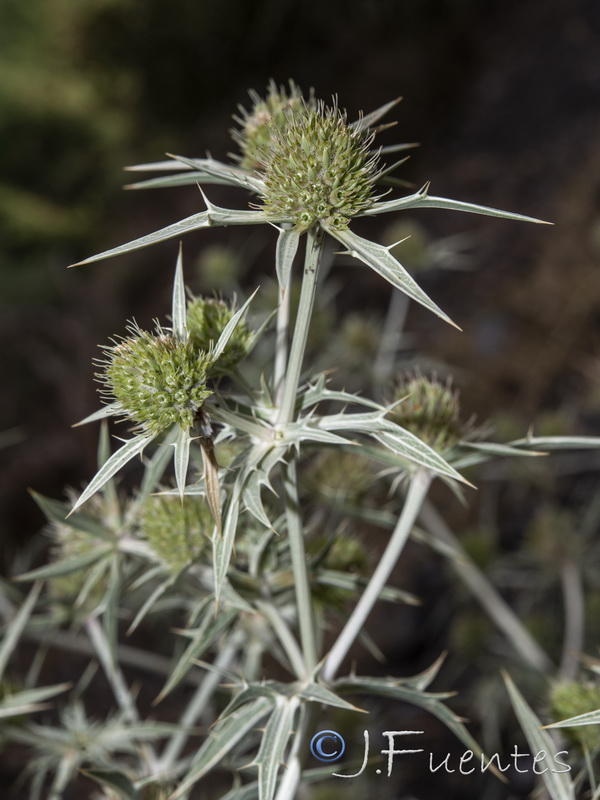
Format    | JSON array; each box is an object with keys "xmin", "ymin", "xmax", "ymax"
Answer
[
  {"xmin": 419, "ymin": 499, "xmax": 553, "ymax": 672},
  {"xmin": 278, "ymin": 226, "xmax": 325, "ymax": 426},
  {"xmin": 276, "ymin": 226, "xmax": 325, "ymax": 675},
  {"xmin": 559, "ymin": 559, "xmax": 585, "ymax": 681},
  {"xmin": 322, "ymin": 469, "xmax": 432, "ymax": 682},
  {"xmin": 158, "ymin": 634, "xmax": 240, "ymax": 774},
  {"xmin": 274, "ymin": 281, "xmax": 291, "ymax": 406},
  {"xmin": 284, "ymin": 460, "xmax": 318, "ymax": 672}
]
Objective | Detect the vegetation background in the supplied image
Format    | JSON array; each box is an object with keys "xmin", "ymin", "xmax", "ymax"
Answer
[{"xmin": 1, "ymin": 0, "xmax": 600, "ymax": 796}]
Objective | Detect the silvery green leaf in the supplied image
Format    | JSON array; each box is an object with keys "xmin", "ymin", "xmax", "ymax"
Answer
[
  {"xmin": 171, "ymin": 247, "xmax": 188, "ymax": 341},
  {"xmin": 15, "ymin": 547, "xmax": 111, "ymax": 582},
  {"xmin": 72, "ymin": 401, "xmax": 123, "ymax": 427},
  {"xmin": 255, "ymin": 697, "xmax": 299, "ymax": 800},
  {"xmin": 350, "ymin": 97, "xmax": 402, "ymax": 133},
  {"xmin": 325, "ymin": 224, "xmax": 458, "ymax": 328},
  {"xmin": 543, "ymin": 709, "xmax": 600, "ymax": 728},
  {"xmin": 504, "ymin": 673, "xmax": 575, "ymax": 800},
  {"xmin": 298, "ymin": 683, "xmax": 364, "ymax": 712},
  {"xmin": 510, "ymin": 435, "xmax": 600, "ymax": 450},
  {"xmin": 335, "ymin": 674, "xmax": 485, "ymax": 761},
  {"xmin": 373, "ymin": 430, "xmax": 468, "ymax": 484},
  {"xmin": 0, "ymin": 583, "xmax": 41, "ymax": 680},
  {"xmin": 125, "ymin": 172, "xmax": 233, "ymax": 191},
  {"xmin": 125, "ymin": 159, "xmax": 191, "ymax": 172},
  {"xmin": 460, "ymin": 441, "xmax": 546, "ymax": 457},
  {"xmin": 275, "ymin": 226, "xmax": 300, "ymax": 297},
  {"xmin": 70, "ymin": 205, "xmax": 268, "ymax": 268},
  {"xmin": 171, "ymin": 697, "xmax": 274, "ymax": 799},
  {"xmin": 213, "ymin": 480, "xmax": 244, "ymax": 608},
  {"xmin": 156, "ymin": 603, "xmax": 238, "ymax": 702},
  {"xmin": 300, "ymin": 376, "xmax": 384, "ymax": 411},
  {"xmin": 127, "ymin": 574, "xmax": 178, "ymax": 635},
  {"xmin": 70, "ymin": 432, "xmax": 155, "ymax": 514},
  {"xmin": 168, "ymin": 154, "xmax": 266, "ymax": 194},
  {"xmin": 29, "ymin": 491, "xmax": 111, "ymax": 540},
  {"xmin": 210, "ymin": 405, "xmax": 272, "ymax": 441},
  {"xmin": 212, "ymin": 289, "xmax": 259, "ymax": 362},
  {"xmin": 173, "ymin": 425, "xmax": 191, "ymax": 501},
  {"xmin": 0, "ymin": 683, "xmax": 70, "ymax": 720},
  {"xmin": 81, "ymin": 769, "xmax": 139, "ymax": 800},
  {"xmin": 364, "ymin": 184, "xmax": 551, "ymax": 224},
  {"xmin": 315, "ymin": 570, "xmax": 420, "ymax": 606}
]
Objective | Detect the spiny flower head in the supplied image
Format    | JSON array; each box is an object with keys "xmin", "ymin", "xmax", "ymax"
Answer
[
  {"xmin": 186, "ymin": 296, "xmax": 252, "ymax": 374},
  {"xmin": 388, "ymin": 374, "xmax": 464, "ymax": 453},
  {"xmin": 97, "ymin": 323, "xmax": 213, "ymax": 435},
  {"xmin": 232, "ymin": 80, "xmax": 310, "ymax": 171},
  {"xmin": 258, "ymin": 100, "xmax": 382, "ymax": 232},
  {"xmin": 141, "ymin": 494, "xmax": 211, "ymax": 573}
]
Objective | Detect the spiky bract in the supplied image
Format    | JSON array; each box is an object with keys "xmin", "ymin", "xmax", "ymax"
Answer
[
  {"xmin": 259, "ymin": 101, "xmax": 381, "ymax": 232},
  {"xmin": 97, "ymin": 324, "xmax": 213, "ymax": 435}
]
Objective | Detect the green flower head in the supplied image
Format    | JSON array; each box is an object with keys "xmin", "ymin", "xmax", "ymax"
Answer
[
  {"xmin": 141, "ymin": 494, "xmax": 212, "ymax": 574},
  {"xmin": 97, "ymin": 323, "xmax": 213, "ymax": 435},
  {"xmin": 258, "ymin": 100, "xmax": 382, "ymax": 232},
  {"xmin": 186, "ymin": 296, "xmax": 252, "ymax": 374},
  {"xmin": 388, "ymin": 374, "xmax": 464, "ymax": 453},
  {"xmin": 232, "ymin": 80, "xmax": 310, "ymax": 171}
]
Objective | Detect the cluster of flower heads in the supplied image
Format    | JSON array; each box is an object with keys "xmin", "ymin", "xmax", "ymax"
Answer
[
  {"xmin": 388, "ymin": 374, "xmax": 467, "ymax": 453},
  {"xmin": 256, "ymin": 100, "xmax": 382, "ymax": 232},
  {"xmin": 96, "ymin": 296, "xmax": 251, "ymax": 436}
]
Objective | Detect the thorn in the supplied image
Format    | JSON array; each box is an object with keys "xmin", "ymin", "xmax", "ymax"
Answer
[
  {"xmin": 385, "ymin": 235, "xmax": 411, "ymax": 251},
  {"xmin": 418, "ymin": 181, "xmax": 431, "ymax": 197}
]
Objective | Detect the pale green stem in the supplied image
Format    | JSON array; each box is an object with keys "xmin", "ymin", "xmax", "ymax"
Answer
[
  {"xmin": 274, "ymin": 281, "xmax": 291, "ymax": 406},
  {"xmin": 276, "ymin": 226, "xmax": 325, "ymax": 674},
  {"xmin": 559, "ymin": 559, "xmax": 585, "ymax": 681},
  {"xmin": 278, "ymin": 226, "xmax": 325, "ymax": 426},
  {"xmin": 419, "ymin": 499, "xmax": 553, "ymax": 672},
  {"xmin": 284, "ymin": 460, "xmax": 318, "ymax": 672},
  {"xmin": 322, "ymin": 469, "xmax": 432, "ymax": 682},
  {"xmin": 157, "ymin": 634, "xmax": 240, "ymax": 774}
]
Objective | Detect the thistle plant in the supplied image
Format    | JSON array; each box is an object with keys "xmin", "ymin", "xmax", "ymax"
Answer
[{"xmin": 7, "ymin": 82, "xmax": 600, "ymax": 800}]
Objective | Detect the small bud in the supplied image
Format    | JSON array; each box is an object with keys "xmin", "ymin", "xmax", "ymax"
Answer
[
  {"xmin": 388, "ymin": 374, "xmax": 464, "ymax": 453},
  {"xmin": 186, "ymin": 296, "xmax": 252, "ymax": 374}
]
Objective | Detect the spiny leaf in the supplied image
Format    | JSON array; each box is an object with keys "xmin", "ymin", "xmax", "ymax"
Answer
[
  {"xmin": 72, "ymin": 401, "xmax": 123, "ymax": 427},
  {"xmin": 174, "ymin": 425, "xmax": 192, "ymax": 502},
  {"xmin": 326, "ymin": 224, "xmax": 459, "ymax": 328},
  {"xmin": 503, "ymin": 672, "xmax": 574, "ymax": 800},
  {"xmin": 81, "ymin": 769, "xmax": 139, "ymax": 800},
  {"xmin": 170, "ymin": 697, "xmax": 274, "ymax": 799},
  {"xmin": 201, "ymin": 439, "xmax": 222, "ymax": 533},
  {"xmin": 364, "ymin": 185, "xmax": 552, "ymax": 224},
  {"xmin": 171, "ymin": 246, "xmax": 188, "ymax": 341},
  {"xmin": 0, "ymin": 583, "xmax": 42, "ymax": 680},
  {"xmin": 15, "ymin": 547, "xmax": 111, "ymax": 583},
  {"xmin": 69, "ymin": 433, "xmax": 154, "ymax": 514},
  {"xmin": 211, "ymin": 289, "xmax": 259, "ymax": 363},
  {"xmin": 255, "ymin": 697, "xmax": 299, "ymax": 800},
  {"xmin": 275, "ymin": 226, "xmax": 300, "ymax": 298}
]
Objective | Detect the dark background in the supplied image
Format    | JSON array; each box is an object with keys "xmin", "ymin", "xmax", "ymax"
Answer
[{"xmin": 1, "ymin": 1, "xmax": 600, "ymax": 796}]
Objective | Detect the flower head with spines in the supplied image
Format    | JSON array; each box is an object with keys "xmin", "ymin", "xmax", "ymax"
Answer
[
  {"xmin": 257, "ymin": 100, "xmax": 383, "ymax": 232},
  {"xmin": 96, "ymin": 322, "xmax": 213, "ymax": 436}
]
